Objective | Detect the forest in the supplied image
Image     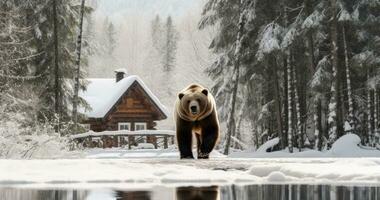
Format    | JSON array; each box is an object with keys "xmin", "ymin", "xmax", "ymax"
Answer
[
  {"xmin": 199, "ymin": 0, "xmax": 380, "ymax": 153},
  {"xmin": 0, "ymin": 0, "xmax": 380, "ymax": 157}
]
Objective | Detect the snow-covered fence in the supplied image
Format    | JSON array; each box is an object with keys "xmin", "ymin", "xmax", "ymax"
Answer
[{"xmin": 70, "ymin": 130, "xmax": 175, "ymax": 149}]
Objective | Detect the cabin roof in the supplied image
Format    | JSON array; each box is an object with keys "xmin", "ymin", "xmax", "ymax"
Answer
[{"xmin": 79, "ymin": 75, "xmax": 169, "ymax": 119}]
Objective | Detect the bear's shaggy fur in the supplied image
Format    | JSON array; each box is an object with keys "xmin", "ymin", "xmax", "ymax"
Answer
[{"xmin": 174, "ymin": 84, "xmax": 220, "ymax": 159}]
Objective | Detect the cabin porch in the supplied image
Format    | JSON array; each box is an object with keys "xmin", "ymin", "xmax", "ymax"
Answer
[{"xmin": 71, "ymin": 130, "xmax": 175, "ymax": 149}]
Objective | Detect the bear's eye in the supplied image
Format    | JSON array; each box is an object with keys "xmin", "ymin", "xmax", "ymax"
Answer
[
  {"xmin": 187, "ymin": 100, "xmax": 190, "ymax": 104},
  {"xmin": 197, "ymin": 98, "xmax": 201, "ymax": 102}
]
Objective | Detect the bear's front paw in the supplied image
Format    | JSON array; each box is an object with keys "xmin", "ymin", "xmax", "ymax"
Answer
[
  {"xmin": 180, "ymin": 155, "xmax": 194, "ymax": 159},
  {"xmin": 197, "ymin": 152, "xmax": 209, "ymax": 159}
]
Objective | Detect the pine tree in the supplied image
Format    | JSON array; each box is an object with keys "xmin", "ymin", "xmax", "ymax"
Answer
[
  {"xmin": 199, "ymin": 0, "xmax": 380, "ymax": 152},
  {"xmin": 72, "ymin": 0, "xmax": 87, "ymax": 128},
  {"xmin": 223, "ymin": 0, "xmax": 248, "ymax": 155},
  {"xmin": 151, "ymin": 15, "xmax": 163, "ymax": 52},
  {"xmin": 0, "ymin": 2, "xmax": 40, "ymax": 123},
  {"xmin": 24, "ymin": 0, "xmax": 89, "ymax": 129},
  {"xmin": 53, "ymin": 0, "xmax": 60, "ymax": 130},
  {"xmin": 105, "ymin": 20, "xmax": 117, "ymax": 56},
  {"xmin": 162, "ymin": 16, "xmax": 178, "ymax": 73},
  {"xmin": 0, "ymin": 0, "xmax": 90, "ymax": 133}
]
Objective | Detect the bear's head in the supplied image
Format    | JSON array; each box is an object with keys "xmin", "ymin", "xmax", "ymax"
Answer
[{"xmin": 178, "ymin": 85, "xmax": 209, "ymax": 120}]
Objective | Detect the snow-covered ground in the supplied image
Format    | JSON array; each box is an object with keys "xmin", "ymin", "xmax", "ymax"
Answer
[
  {"xmin": 0, "ymin": 134, "xmax": 379, "ymax": 189},
  {"xmin": 85, "ymin": 147, "xmax": 225, "ymax": 159},
  {"xmin": 1, "ymin": 158, "xmax": 380, "ymax": 189}
]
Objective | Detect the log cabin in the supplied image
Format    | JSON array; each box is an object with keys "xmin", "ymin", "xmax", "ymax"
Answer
[{"xmin": 79, "ymin": 69, "xmax": 169, "ymax": 133}]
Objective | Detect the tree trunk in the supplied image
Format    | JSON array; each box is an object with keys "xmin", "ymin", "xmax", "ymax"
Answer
[
  {"xmin": 367, "ymin": 68, "xmax": 373, "ymax": 145},
  {"xmin": 342, "ymin": 25, "xmax": 354, "ymax": 128},
  {"xmin": 328, "ymin": 0, "xmax": 344, "ymax": 146},
  {"xmin": 272, "ymin": 57, "xmax": 283, "ymax": 148},
  {"xmin": 234, "ymin": 102, "xmax": 245, "ymax": 149},
  {"xmin": 72, "ymin": 0, "xmax": 86, "ymax": 128},
  {"xmin": 53, "ymin": 0, "xmax": 60, "ymax": 132},
  {"xmin": 293, "ymin": 64, "xmax": 302, "ymax": 151},
  {"xmin": 223, "ymin": 0, "xmax": 245, "ymax": 155},
  {"xmin": 224, "ymin": 68, "xmax": 239, "ymax": 155},
  {"xmin": 314, "ymin": 100, "xmax": 322, "ymax": 150},
  {"xmin": 282, "ymin": 56, "xmax": 288, "ymax": 149},
  {"xmin": 304, "ymin": 0, "xmax": 322, "ymax": 150},
  {"xmin": 374, "ymin": 89, "xmax": 379, "ymax": 146},
  {"xmin": 286, "ymin": 52, "xmax": 293, "ymax": 153}
]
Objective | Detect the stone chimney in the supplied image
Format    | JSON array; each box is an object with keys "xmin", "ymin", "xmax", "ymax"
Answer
[{"xmin": 114, "ymin": 68, "xmax": 128, "ymax": 82}]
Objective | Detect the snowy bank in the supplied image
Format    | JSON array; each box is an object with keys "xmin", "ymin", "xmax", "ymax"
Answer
[
  {"xmin": 1, "ymin": 158, "xmax": 380, "ymax": 189},
  {"xmin": 229, "ymin": 134, "xmax": 380, "ymax": 158}
]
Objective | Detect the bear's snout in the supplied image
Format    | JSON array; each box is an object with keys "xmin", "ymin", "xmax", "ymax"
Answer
[{"xmin": 189, "ymin": 100, "xmax": 200, "ymax": 115}]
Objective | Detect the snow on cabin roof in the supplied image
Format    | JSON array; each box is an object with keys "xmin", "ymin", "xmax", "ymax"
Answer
[{"xmin": 79, "ymin": 75, "xmax": 169, "ymax": 118}]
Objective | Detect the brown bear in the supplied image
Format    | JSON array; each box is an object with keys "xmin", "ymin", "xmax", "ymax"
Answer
[{"xmin": 174, "ymin": 84, "xmax": 220, "ymax": 159}]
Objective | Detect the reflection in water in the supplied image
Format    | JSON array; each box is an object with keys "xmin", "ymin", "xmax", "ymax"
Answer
[
  {"xmin": 0, "ymin": 184, "xmax": 379, "ymax": 200},
  {"xmin": 233, "ymin": 184, "xmax": 380, "ymax": 200},
  {"xmin": 176, "ymin": 186, "xmax": 218, "ymax": 200},
  {"xmin": 115, "ymin": 190, "xmax": 151, "ymax": 200}
]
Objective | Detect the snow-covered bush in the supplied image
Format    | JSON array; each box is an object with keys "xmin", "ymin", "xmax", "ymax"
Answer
[{"xmin": 0, "ymin": 107, "xmax": 79, "ymax": 159}]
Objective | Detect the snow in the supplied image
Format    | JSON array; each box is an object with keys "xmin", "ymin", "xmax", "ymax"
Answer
[
  {"xmin": 229, "ymin": 134, "xmax": 380, "ymax": 158},
  {"xmin": 86, "ymin": 148, "xmax": 225, "ymax": 159},
  {"xmin": 0, "ymin": 119, "xmax": 81, "ymax": 159},
  {"xmin": 344, "ymin": 121, "xmax": 352, "ymax": 133},
  {"xmin": 79, "ymin": 75, "xmax": 169, "ymax": 118},
  {"xmin": 256, "ymin": 23, "xmax": 282, "ymax": 61},
  {"xmin": 135, "ymin": 143, "xmax": 155, "ymax": 149},
  {"xmin": 256, "ymin": 137, "xmax": 279, "ymax": 153},
  {"xmin": 1, "ymin": 157, "xmax": 380, "ymax": 189},
  {"xmin": 328, "ymin": 134, "xmax": 374, "ymax": 157},
  {"xmin": 0, "ymin": 134, "xmax": 380, "ymax": 189},
  {"xmin": 338, "ymin": 9, "xmax": 352, "ymax": 22},
  {"xmin": 302, "ymin": 10, "xmax": 324, "ymax": 29},
  {"xmin": 281, "ymin": 26, "xmax": 298, "ymax": 48}
]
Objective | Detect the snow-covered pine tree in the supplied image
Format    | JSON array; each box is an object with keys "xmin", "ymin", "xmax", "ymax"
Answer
[
  {"xmin": 349, "ymin": 0, "xmax": 380, "ymax": 144},
  {"xmin": 151, "ymin": 15, "xmax": 164, "ymax": 52},
  {"xmin": 199, "ymin": 0, "xmax": 380, "ymax": 152},
  {"xmin": 199, "ymin": 0, "xmax": 240, "ymax": 151},
  {"xmin": 83, "ymin": 9, "xmax": 97, "ymax": 58},
  {"xmin": 222, "ymin": 0, "xmax": 249, "ymax": 155},
  {"xmin": 72, "ymin": 0, "xmax": 87, "ymax": 128},
  {"xmin": 162, "ymin": 16, "xmax": 179, "ymax": 73},
  {"xmin": 161, "ymin": 16, "xmax": 179, "ymax": 97},
  {"xmin": 0, "ymin": 1, "xmax": 41, "ymax": 124},
  {"xmin": 20, "ymin": 0, "xmax": 89, "ymax": 130},
  {"xmin": 105, "ymin": 20, "xmax": 117, "ymax": 56}
]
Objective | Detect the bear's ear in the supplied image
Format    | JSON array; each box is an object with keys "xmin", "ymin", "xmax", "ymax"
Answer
[
  {"xmin": 178, "ymin": 93, "xmax": 185, "ymax": 100},
  {"xmin": 202, "ymin": 89, "xmax": 208, "ymax": 96}
]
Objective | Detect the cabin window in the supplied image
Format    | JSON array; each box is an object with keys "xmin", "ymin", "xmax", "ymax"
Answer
[
  {"xmin": 135, "ymin": 122, "xmax": 147, "ymax": 131},
  {"xmin": 118, "ymin": 122, "xmax": 131, "ymax": 131}
]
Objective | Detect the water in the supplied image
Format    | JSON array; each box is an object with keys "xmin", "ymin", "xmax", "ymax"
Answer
[{"xmin": 1, "ymin": 184, "xmax": 379, "ymax": 200}]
